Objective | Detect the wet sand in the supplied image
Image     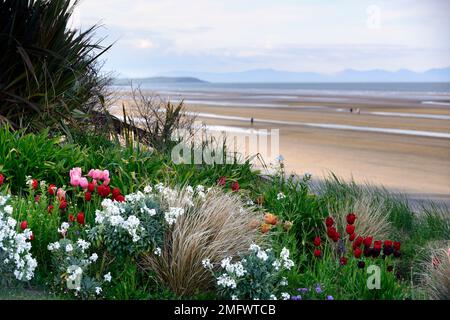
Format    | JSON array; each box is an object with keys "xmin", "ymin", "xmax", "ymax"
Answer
[{"xmin": 112, "ymin": 90, "xmax": 450, "ymax": 196}]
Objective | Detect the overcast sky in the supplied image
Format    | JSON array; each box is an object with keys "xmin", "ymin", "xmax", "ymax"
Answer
[{"xmin": 73, "ymin": 0, "xmax": 450, "ymax": 77}]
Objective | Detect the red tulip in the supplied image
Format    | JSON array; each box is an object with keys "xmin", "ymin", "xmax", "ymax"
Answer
[
  {"xmin": 231, "ymin": 181, "xmax": 240, "ymax": 192},
  {"xmin": 59, "ymin": 201, "xmax": 68, "ymax": 210},
  {"xmin": 349, "ymin": 233, "xmax": 357, "ymax": 241},
  {"xmin": 31, "ymin": 179, "xmax": 38, "ymax": 190},
  {"xmin": 339, "ymin": 257, "xmax": 348, "ymax": 266},
  {"xmin": 363, "ymin": 236, "xmax": 373, "ymax": 247},
  {"xmin": 325, "ymin": 216, "xmax": 334, "ymax": 227},
  {"xmin": 29, "ymin": 233, "xmax": 34, "ymax": 241},
  {"xmin": 394, "ymin": 241, "xmax": 401, "ymax": 251},
  {"xmin": 314, "ymin": 249, "xmax": 321, "ymax": 258},
  {"xmin": 346, "ymin": 224, "xmax": 355, "ymax": 235},
  {"xmin": 327, "ymin": 226, "xmax": 337, "ymax": 238},
  {"xmin": 218, "ymin": 176, "xmax": 226, "ymax": 186},
  {"xmin": 313, "ymin": 236, "xmax": 321, "ymax": 247},
  {"xmin": 47, "ymin": 205, "xmax": 54, "ymax": 214},
  {"xmin": 85, "ymin": 192, "xmax": 92, "ymax": 202},
  {"xmin": 48, "ymin": 184, "xmax": 57, "ymax": 196},
  {"xmin": 87, "ymin": 182, "xmax": 96, "ymax": 193},
  {"xmin": 77, "ymin": 212, "xmax": 85, "ymax": 225},
  {"xmin": 384, "ymin": 240, "xmax": 393, "ymax": 248},
  {"xmin": 354, "ymin": 247, "xmax": 363, "ymax": 258},
  {"xmin": 97, "ymin": 185, "xmax": 111, "ymax": 198},
  {"xmin": 69, "ymin": 214, "xmax": 75, "ymax": 222},
  {"xmin": 355, "ymin": 236, "xmax": 364, "ymax": 247},
  {"xmin": 332, "ymin": 232, "xmax": 340, "ymax": 242},
  {"xmin": 112, "ymin": 187, "xmax": 121, "ymax": 198},
  {"xmin": 34, "ymin": 195, "xmax": 40, "ymax": 203},
  {"xmin": 346, "ymin": 213, "xmax": 356, "ymax": 225},
  {"xmin": 0, "ymin": 173, "xmax": 4, "ymax": 186},
  {"xmin": 373, "ymin": 240, "xmax": 382, "ymax": 250},
  {"xmin": 115, "ymin": 194, "xmax": 125, "ymax": 202},
  {"xmin": 20, "ymin": 220, "xmax": 28, "ymax": 230}
]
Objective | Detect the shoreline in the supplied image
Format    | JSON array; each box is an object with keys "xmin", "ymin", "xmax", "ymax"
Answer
[{"xmin": 110, "ymin": 86, "xmax": 450, "ymax": 196}]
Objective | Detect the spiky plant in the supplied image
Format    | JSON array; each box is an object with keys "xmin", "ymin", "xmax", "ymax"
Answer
[
  {"xmin": 416, "ymin": 242, "xmax": 450, "ymax": 300},
  {"xmin": 0, "ymin": 0, "xmax": 111, "ymax": 132}
]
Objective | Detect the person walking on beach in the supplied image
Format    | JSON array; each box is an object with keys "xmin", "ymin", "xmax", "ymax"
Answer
[{"xmin": 250, "ymin": 117, "xmax": 254, "ymax": 124}]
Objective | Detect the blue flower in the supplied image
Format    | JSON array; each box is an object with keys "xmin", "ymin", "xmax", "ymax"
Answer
[
  {"xmin": 326, "ymin": 295, "xmax": 334, "ymax": 300},
  {"xmin": 291, "ymin": 295, "xmax": 302, "ymax": 300},
  {"xmin": 315, "ymin": 284, "xmax": 323, "ymax": 294},
  {"xmin": 297, "ymin": 288, "xmax": 309, "ymax": 293}
]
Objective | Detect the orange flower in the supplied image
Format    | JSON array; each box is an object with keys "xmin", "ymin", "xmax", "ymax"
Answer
[
  {"xmin": 264, "ymin": 213, "xmax": 278, "ymax": 226},
  {"xmin": 261, "ymin": 223, "xmax": 272, "ymax": 233}
]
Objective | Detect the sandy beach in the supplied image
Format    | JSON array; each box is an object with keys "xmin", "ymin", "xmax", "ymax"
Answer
[{"xmin": 112, "ymin": 86, "xmax": 450, "ymax": 197}]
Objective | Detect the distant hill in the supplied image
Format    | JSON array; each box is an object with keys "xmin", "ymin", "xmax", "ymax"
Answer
[
  {"xmin": 157, "ymin": 67, "xmax": 450, "ymax": 83},
  {"xmin": 113, "ymin": 76, "xmax": 207, "ymax": 85}
]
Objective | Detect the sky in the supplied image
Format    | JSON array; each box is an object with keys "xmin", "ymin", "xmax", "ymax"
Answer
[{"xmin": 72, "ymin": 0, "xmax": 450, "ymax": 77}]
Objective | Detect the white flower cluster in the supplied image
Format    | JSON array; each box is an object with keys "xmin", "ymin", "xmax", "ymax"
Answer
[
  {"xmin": 217, "ymin": 274, "xmax": 237, "ymax": 289},
  {"xmin": 47, "ymin": 237, "xmax": 109, "ymax": 297},
  {"xmin": 279, "ymin": 247, "xmax": 294, "ymax": 270},
  {"xmin": 0, "ymin": 195, "xmax": 37, "ymax": 281},
  {"xmin": 249, "ymin": 243, "xmax": 270, "ymax": 262},
  {"xmin": 95, "ymin": 199, "xmax": 144, "ymax": 242},
  {"xmin": 220, "ymin": 257, "xmax": 247, "ymax": 277},
  {"xmin": 164, "ymin": 207, "xmax": 184, "ymax": 226}
]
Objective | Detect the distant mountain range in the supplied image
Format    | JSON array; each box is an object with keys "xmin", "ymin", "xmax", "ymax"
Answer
[
  {"xmin": 154, "ymin": 67, "xmax": 450, "ymax": 83},
  {"xmin": 113, "ymin": 76, "xmax": 207, "ymax": 85}
]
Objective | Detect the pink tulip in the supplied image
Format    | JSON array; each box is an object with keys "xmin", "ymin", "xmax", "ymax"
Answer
[
  {"xmin": 79, "ymin": 177, "xmax": 89, "ymax": 189},
  {"xmin": 57, "ymin": 188, "xmax": 66, "ymax": 200},
  {"xmin": 101, "ymin": 170, "xmax": 110, "ymax": 181},
  {"xmin": 88, "ymin": 169, "xmax": 95, "ymax": 178},
  {"xmin": 69, "ymin": 167, "xmax": 82, "ymax": 186},
  {"xmin": 70, "ymin": 175, "xmax": 80, "ymax": 187}
]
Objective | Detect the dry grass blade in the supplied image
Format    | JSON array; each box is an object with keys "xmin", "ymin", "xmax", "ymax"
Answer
[
  {"xmin": 327, "ymin": 194, "xmax": 392, "ymax": 240},
  {"xmin": 416, "ymin": 242, "xmax": 450, "ymax": 300},
  {"xmin": 140, "ymin": 188, "xmax": 262, "ymax": 296}
]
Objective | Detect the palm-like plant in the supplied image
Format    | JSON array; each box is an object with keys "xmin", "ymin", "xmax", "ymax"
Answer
[{"xmin": 0, "ymin": 0, "xmax": 111, "ymax": 132}]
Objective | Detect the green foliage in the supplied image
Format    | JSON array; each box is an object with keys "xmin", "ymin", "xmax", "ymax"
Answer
[
  {"xmin": 300, "ymin": 254, "xmax": 409, "ymax": 300},
  {"xmin": 0, "ymin": 0, "xmax": 111, "ymax": 132}
]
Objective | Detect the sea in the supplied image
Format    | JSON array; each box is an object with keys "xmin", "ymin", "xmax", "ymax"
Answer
[{"xmin": 111, "ymin": 82, "xmax": 450, "ymax": 102}]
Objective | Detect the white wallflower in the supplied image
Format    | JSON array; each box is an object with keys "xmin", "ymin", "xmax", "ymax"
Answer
[
  {"xmin": 276, "ymin": 192, "xmax": 286, "ymax": 200},
  {"xmin": 217, "ymin": 274, "xmax": 237, "ymax": 289},
  {"xmin": 76, "ymin": 239, "xmax": 90, "ymax": 251},
  {"xmin": 281, "ymin": 292, "xmax": 290, "ymax": 300},
  {"xmin": 65, "ymin": 244, "xmax": 73, "ymax": 253},
  {"xmin": 164, "ymin": 207, "xmax": 184, "ymax": 225},
  {"xmin": 202, "ymin": 258, "xmax": 213, "ymax": 269},
  {"xmin": 89, "ymin": 253, "xmax": 98, "ymax": 262},
  {"xmin": 249, "ymin": 243, "xmax": 261, "ymax": 253},
  {"xmin": 154, "ymin": 247, "xmax": 162, "ymax": 256},
  {"xmin": 143, "ymin": 185, "xmax": 153, "ymax": 193},
  {"xmin": 95, "ymin": 287, "xmax": 102, "ymax": 295},
  {"xmin": 4, "ymin": 205, "xmax": 13, "ymax": 215},
  {"xmin": 256, "ymin": 250, "xmax": 268, "ymax": 262},
  {"xmin": 104, "ymin": 272, "xmax": 112, "ymax": 282},
  {"xmin": 47, "ymin": 241, "xmax": 60, "ymax": 251}
]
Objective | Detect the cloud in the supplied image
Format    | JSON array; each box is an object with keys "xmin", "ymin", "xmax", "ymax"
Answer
[{"xmin": 75, "ymin": 0, "xmax": 450, "ymax": 76}]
